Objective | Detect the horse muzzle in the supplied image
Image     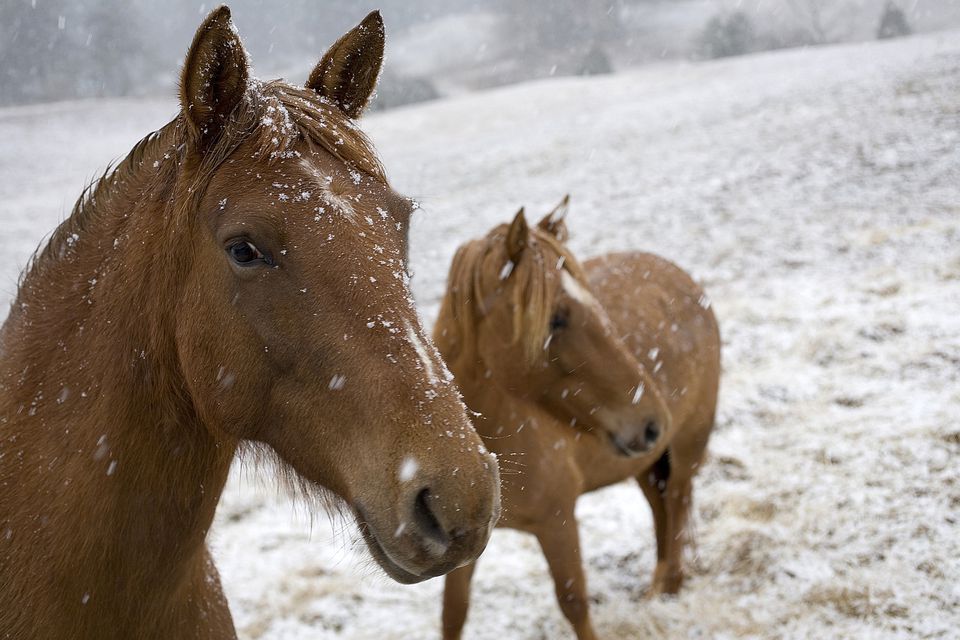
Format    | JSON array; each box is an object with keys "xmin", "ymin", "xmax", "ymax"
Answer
[
  {"xmin": 609, "ymin": 417, "xmax": 666, "ymax": 457},
  {"xmin": 354, "ymin": 463, "xmax": 501, "ymax": 583}
]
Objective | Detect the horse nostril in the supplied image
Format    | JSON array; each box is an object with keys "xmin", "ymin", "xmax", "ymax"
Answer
[
  {"xmin": 644, "ymin": 420, "xmax": 661, "ymax": 446},
  {"xmin": 611, "ymin": 420, "xmax": 662, "ymax": 456},
  {"xmin": 411, "ymin": 488, "xmax": 450, "ymax": 550}
]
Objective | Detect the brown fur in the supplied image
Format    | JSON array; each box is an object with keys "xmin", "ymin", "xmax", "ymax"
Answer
[
  {"xmin": 0, "ymin": 8, "xmax": 499, "ymax": 639},
  {"xmin": 435, "ymin": 199, "xmax": 721, "ymax": 640}
]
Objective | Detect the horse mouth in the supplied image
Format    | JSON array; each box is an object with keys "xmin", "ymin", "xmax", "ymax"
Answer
[
  {"xmin": 608, "ymin": 429, "xmax": 657, "ymax": 457},
  {"xmin": 353, "ymin": 506, "xmax": 445, "ymax": 585},
  {"xmin": 610, "ymin": 434, "xmax": 640, "ymax": 457}
]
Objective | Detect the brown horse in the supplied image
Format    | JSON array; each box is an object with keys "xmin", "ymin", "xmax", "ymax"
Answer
[
  {"xmin": 0, "ymin": 8, "xmax": 500, "ymax": 640},
  {"xmin": 434, "ymin": 197, "xmax": 720, "ymax": 640}
]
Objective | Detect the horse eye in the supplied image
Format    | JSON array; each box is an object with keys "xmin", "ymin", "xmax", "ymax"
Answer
[
  {"xmin": 228, "ymin": 241, "xmax": 265, "ymax": 265},
  {"xmin": 549, "ymin": 311, "xmax": 568, "ymax": 332}
]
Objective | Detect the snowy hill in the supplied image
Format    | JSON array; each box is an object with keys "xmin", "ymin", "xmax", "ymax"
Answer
[{"xmin": 1, "ymin": 29, "xmax": 958, "ymax": 639}]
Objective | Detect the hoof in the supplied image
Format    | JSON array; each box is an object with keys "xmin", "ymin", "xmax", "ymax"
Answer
[{"xmin": 646, "ymin": 563, "xmax": 684, "ymax": 597}]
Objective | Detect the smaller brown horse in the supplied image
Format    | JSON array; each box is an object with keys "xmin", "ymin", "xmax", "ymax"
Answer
[{"xmin": 435, "ymin": 197, "xmax": 721, "ymax": 640}]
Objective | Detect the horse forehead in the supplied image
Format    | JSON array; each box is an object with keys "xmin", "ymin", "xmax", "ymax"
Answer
[
  {"xmin": 297, "ymin": 156, "xmax": 355, "ymax": 191},
  {"xmin": 298, "ymin": 156, "xmax": 395, "ymax": 219}
]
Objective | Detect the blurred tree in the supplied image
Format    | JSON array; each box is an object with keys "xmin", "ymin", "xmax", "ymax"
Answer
[
  {"xmin": 577, "ymin": 45, "xmax": 613, "ymax": 75},
  {"xmin": 498, "ymin": 0, "xmax": 625, "ymax": 52},
  {"xmin": 81, "ymin": 0, "xmax": 151, "ymax": 97},
  {"xmin": 877, "ymin": 2, "xmax": 912, "ymax": 39},
  {"xmin": 0, "ymin": 0, "xmax": 74, "ymax": 104},
  {"xmin": 698, "ymin": 11, "xmax": 757, "ymax": 59},
  {"xmin": 0, "ymin": 0, "xmax": 375, "ymax": 106},
  {"xmin": 786, "ymin": 0, "xmax": 828, "ymax": 44},
  {"xmin": 369, "ymin": 70, "xmax": 440, "ymax": 111},
  {"xmin": 0, "ymin": 0, "xmax": 150, "ymax": 105},
  {"xmin": 785, "ymin": 0, "xmax": 880, "ymax": 45}
]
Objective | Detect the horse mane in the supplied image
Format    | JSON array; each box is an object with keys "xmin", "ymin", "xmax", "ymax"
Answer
[
  {"xmin": 21, "ymin": 79, "xmax": 385, "ymax": 293},
  {"xmin": 440, "ymin": 223, "xmax": 587, "ymax": 364}
]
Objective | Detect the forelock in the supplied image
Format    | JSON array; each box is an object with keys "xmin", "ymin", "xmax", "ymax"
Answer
[
  {"xmin": 444, "ymin": 224, "xmax": 588, "ymax": 364},
  {"xmin": 204, "ymin": 79, "xmax": 386, "ymax": 183}
]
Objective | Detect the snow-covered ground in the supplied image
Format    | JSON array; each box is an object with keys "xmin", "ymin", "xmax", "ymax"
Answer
[{"xmin": 1, "ymin": 30, "xmax": 958, "ymax": 639}]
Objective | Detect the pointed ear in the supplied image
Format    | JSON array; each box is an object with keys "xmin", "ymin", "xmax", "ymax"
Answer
[
  {"xmin": 537, "ymin": 194, "xmax": 570, "ymax": 243},
  {"xmin": 179, "ymin": 6, "xmax": 249, "ymax": 146},
  {"xmin": 506, "ymin": 208, "xmax": 529, "ymax": 262},
  {"xmin": 306, "ymin": 11, "xmax": 385, "ymax": 118}
]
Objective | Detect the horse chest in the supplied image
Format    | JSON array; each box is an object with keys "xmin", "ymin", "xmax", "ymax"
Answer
[{"xmin": 484, "ymin": 417, "xmax": 647, "ymax": 527}]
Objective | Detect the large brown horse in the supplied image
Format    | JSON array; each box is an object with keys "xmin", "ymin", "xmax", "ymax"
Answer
[
  {"xmin": 434, "ymin": 197, "xmax": 720, "ymax": 640},
  {"xmin": 0, "ymin": 8, "xmax": 500, "ymax": 639}
]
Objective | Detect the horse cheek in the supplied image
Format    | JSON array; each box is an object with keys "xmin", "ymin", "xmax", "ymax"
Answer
[{"xmin": 174, "ymin": 274, "xmax": 259, "ymax": 441}]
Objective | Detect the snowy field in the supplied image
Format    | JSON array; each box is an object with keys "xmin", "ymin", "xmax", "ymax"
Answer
[{"xmin": 1, "ymin": 30, "xmax": 958, "ymax": 639}]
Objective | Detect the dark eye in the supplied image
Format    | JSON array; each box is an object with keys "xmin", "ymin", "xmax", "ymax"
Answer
[
  {"xmin": 549, "ymin": 310, "xmax": 569, "ymax": 332},
  {"xmin": 228, "ymin": 240, "xmax": 268, "ymax": 265}
]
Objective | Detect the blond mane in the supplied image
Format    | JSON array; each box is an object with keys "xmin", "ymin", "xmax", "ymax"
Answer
[{"xmin": 439, "ymin": 224, "xmax": 588, "ymax": 364}]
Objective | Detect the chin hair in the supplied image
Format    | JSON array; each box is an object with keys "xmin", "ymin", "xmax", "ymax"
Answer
[{"xmin": 233, "ymin": 440, "xmax": 349, "ymax": 527}]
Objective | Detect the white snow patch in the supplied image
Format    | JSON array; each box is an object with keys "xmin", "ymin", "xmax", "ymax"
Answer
[
  {"xmin": 398, "ymin": 456, "xmax": 419, "ymax": 483},
  {"xmin": 561, "ymin": 270, "xmax": 599, "ymax": 308},
  {"xmin": 299, "ymin": 159, "xmax": 357, "ymax": 222},
  {"xmin": 405, "ymin": 319, "xmax": 438, "ymax": 386}
]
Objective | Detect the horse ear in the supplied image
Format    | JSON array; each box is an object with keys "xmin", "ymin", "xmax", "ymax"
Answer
[
  {"xmin": 306, "ymin": 11, "xmax": 385, "ymax": 118},
  {"xmin": 537, "ymin": 194, "xmax": 570, "ymax": 243},
  {"xmin": 506, "ymin": 208, "xmax": 529, "ymax": 261},
  {"xmin": 179, "ymin": 6, "xmax": 249, "ymax": 146}
]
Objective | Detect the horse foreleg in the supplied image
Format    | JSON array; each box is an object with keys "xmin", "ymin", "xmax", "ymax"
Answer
[
  {"xmin": 638, "ymin": 450, "xmax": 669, "ymax": 566},
  {"xmin": 441, "ymin": 561, "xmax": 477, "ymax": 640},
  {"xmin": 534, "ymin": 514, "xmax": 598, "ymax": 640},
  {"xmin": 658, "ymin": 473, "xmax": 694, "ymax": 595},
  {"xmin": 637, "ymin": 449, "xmax": 687, "ymax": 596}
]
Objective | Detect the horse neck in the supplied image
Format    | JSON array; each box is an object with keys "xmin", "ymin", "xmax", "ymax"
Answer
[{"xmin": 0, "ymin": 125, "xmax": 236, "ymax": 605}]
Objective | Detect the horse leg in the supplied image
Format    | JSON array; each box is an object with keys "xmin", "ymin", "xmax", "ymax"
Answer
[
  {"xmin": 534, "ymin": 514, "xmax": 598, "ymax": 640},
  {"xmin": 637, "ymin": 451, "xmax": 670, "ymax": 595},
  {"xmin": 658, "ymin": 471, "xmax": 694, "ymax": 596},
  {"xmin": 441, "ymin": 561, "xmax": 477, "ymax": 640},
  {"xmin": 641, "ymin": 431, "xmax": 710, "ymax": 597},
  {"xmin": 637, "ymin": 449, "xmax": 694, "ymax": 596}
]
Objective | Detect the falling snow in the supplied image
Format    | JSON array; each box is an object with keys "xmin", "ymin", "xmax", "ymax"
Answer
[{"xmin": 0, "ymin": 26, "xmax": 957, "ymax": 640}]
